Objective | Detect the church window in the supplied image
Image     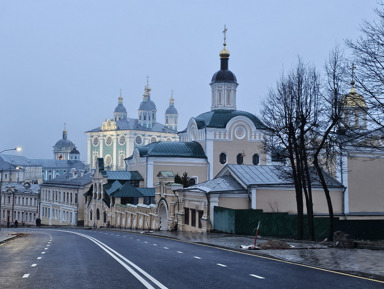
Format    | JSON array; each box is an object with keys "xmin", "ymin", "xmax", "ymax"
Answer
[
  {"xmin": 119, "ymin": 135, "xmax": 126, "ymax": 145},
  {"xmin": 191, "ymin": 209, "xmax": 196, "ymax": 227},
  {"xmin": 93, "ymin": 137, "xmax": 99, "ymax": 146},
  {"xmin": 166, "ymin": 138, "xmax": 172, "ymax": 142},
  {"xmin": 252, "ymin": 154, "xmax": 260, "ymax": 165},
  {"xmin": 105, "ymin": 155, "xmax": 112, "ymax": 167},
  {"xmin": 218, "ymin": 91, "xmax": 222, "ymax": 105},
  {"xmin": 135, "ymin": 136, "xmax": 143, "ymax": 145},
  {"xmin": 105, "ymin": 136, "xmax": 112, "ymax": 146},
  {"xmin": 119, "ymin": 154, "xmax": 125, "ymax": 168},
  {"xmin": 219, "ymin": 153, "xmax": 227, "ymax": 164},
  {"xmin": 151, "ymin": 137, "xmax": 157, "ymax": 143},
  {"xmin": 96, "ymin": 209, "xmax": 100, "ymax": 220},
  {"xmin": 237, "ymin": 153, "xmax": 244, "ymax": 165},
  {"xmin": 89, "ymin": 211, "xmax": 92, "ymax": 221},
  {"xmin": 227, "ymin": 90, "xmax": 231, "ymax": 105},
  {"xmin": 144, "ymin": 115, "xmax": 147, "ymax": 121}
]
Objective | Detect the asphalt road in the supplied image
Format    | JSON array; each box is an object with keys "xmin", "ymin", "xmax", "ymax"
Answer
[{"xmin": 0, "ymin": 228, "xmax": 382, "ymax": 289}]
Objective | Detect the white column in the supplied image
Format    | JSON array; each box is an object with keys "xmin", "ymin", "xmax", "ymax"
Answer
[
  {"xmin": 251, "ymin": 188, "xmax": 257, "ymax": 209},
  {"xmin": 87, "ymin": 137, "xmax": 91, "ymax": 166},
  {"xmin": 205, "ymin": 138, "xmax": 214, "ymax": 180},
  {"xmin": 209, "ymin": 194, "xmax": 219, "ymax": 227},
  {"xmin": 146, "ymin": 158, "xmax": 154, "ymax": 187},
  {"xmin": 113, "ymin": 134, "xmax": 117, "ymax": 170}
]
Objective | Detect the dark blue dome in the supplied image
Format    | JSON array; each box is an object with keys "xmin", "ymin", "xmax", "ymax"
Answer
[
  {"xmin": 139, "ymin": 100, "xmax": 156, "ymax": 111},
  {"xmin": 210, "ymin": 70, "xmax": 238, "ymax": 84},
  {"xmin": 166, "ymin": 106, "xmax": 178, "ymax": 114},
  {"xmin": 114, "ymin": 103, "xmax": 127, "ymax": 113}
]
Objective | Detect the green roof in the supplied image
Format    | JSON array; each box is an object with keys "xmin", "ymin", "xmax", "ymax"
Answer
[
  {"xmin": 180, "ymin": 109, "xmax": 266, "ymax": 132},
  {"xmin": 127, "ymin": 141, "xmax": 207, "ymax": 160},
  {"xmin": 102, "ymin": 171, "xmax": 143, "ymax": 181},
  {"xmin": 111, "ymin": 182, "xmax": 155, "ymax": 198},
  {"xmin": 104, "ymin": 180, "xmax": 122, "ymax": 196}
]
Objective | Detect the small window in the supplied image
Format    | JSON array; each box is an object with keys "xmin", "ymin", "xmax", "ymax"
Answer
[
  {"xmin": 184, "ymin": 208, "xmax": 189, "ymax": 225},
  {"xmin": 252, "ymin": 154, "xmax": 260, "ymax": 165},
  {"xmin": 191, "ymin": 209, "xmax": 196, "ymax": 227},
  {"xmin": 237, "ymin": 153, "xmax": 243, "ymax": 165},
  {"xmin": 219, "ymin": 153, "xmax": 227, "ymax": 164}
]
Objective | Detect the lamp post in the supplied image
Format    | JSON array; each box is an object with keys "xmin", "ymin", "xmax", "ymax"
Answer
[{"xmin": 0, "ymin": 147, "xmax": 21, "ymax": 230}]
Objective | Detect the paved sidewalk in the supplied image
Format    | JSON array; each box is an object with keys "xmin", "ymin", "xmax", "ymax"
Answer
[{"xmin": 0, "ymin": 229, "xmax": 19, "ymax": 244}]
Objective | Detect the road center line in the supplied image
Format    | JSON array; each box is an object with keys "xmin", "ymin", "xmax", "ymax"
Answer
[
  {"xmin": 250, "ymin": 274, "xmax": 265, "ymax": 279},
  {"xmin": 31, "ymin": 264, "xmax": 37, "ymax": 267},
  {"xmin": 22, "ymin": 274, "xmax": 30, "ymax": 278},
  {"xmin": 194, "ymin": 256, "xmax": 202, "ymax": 259},
  {"xmin": 217, "ymin": 263, "xmax": 227, "ymax": 267},
  {"xmin": 37, "ymin": 257, "xmax": 42, "ymax": 260},
  {"xmin": 56, "ymin": 230, "xmax": 168, "ymax": 289}
]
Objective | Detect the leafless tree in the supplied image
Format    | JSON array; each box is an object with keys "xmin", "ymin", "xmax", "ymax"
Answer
[
  {"xmin": 263, "ymin": 59, "xmax": 320, "ymax": 240},
  {"xmin": 347, "ymin": 2, "xmax": 384, "ymax": 127}
]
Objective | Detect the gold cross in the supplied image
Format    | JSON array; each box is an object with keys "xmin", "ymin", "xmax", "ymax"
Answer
[{"xmin": 223, "ymin": 25, "xmax": 227, "ymax": 45}]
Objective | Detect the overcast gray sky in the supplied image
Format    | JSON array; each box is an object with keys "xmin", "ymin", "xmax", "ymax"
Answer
[{"xmin": 0, "ymin": 0, "xmax": 379, "ymax": 160}]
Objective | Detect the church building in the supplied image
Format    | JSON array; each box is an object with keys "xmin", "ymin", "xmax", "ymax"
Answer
[
  {"xmin": 178, "ymin": 28, "xmax": 268, "ymax": 179},
  {"xmin": 85, "ymin": 84, "xmax": 179, "ymax": 171}
]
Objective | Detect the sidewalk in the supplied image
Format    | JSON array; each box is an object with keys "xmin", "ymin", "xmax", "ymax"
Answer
[{"xmin": 0, "ymin": 229, "xmax": 19, "ymax": 244}]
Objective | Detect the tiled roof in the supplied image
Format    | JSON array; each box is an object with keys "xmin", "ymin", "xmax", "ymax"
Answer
[
  {"xmin": 128, "ymin": 141, "xmax": 207, "ymax": 159},
  {"xmin": 102, "ymin": 171, "xmax": 143, "ymax": 181}
]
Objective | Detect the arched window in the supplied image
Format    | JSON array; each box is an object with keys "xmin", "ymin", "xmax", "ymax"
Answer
[
  {"xmin": 219, "ymin": 153, "xmax": 227, "ymax": 164},
  {"xmin": 253, "ymin": 154, "xmax": 260, "ymax": 165},
  {"xmin": 96, "ymin": 209, "xmax": 100, "ymax": 220},
  {"xmin": 103, "ymin": 212, "xmax": 107, "ymax": 223},
  {"xmin": 237, "ymin": 153, "xmax": 243, "ymax": 165},
  {"xmin": 90, "ymin": 211, "xmax": 93, "ymax": 221}
]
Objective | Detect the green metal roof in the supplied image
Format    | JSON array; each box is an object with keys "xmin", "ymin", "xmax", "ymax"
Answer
[
  {"xmin": 102, "ymin": 171, "xmax": 143, "ymax": 181},
  {"xmin": 137, "ymin": 187, "xmax": 155, "ymax": 197},
  {"xmin": 180, "ymin": 109, "xmax": 266, "ymax": 132},
  {"xmin": 111, "ymin": 182, "xmax": 154, "ymax": 198},
  {"xmin": 104, "ymin": 180, "xmax": 122, "ymax": 196},
  {"xmin": 127, "ymin": 141, "xmax": 207, "ymax": 159}
]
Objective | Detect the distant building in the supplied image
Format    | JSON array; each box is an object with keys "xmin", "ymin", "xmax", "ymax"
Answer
[
  {"xmin": 85, "ymin": 86, "xmax": 179, "ymax": 171},
  {"xmin": 53, "ymin": 125, "xmax": 78, "ymax": 161},
  {"xmin": 0, "ymin": 183, "xmax": 40, "ymax": 227},
  {"xmin": 40, "ymin": 170, "xmax": 93, "ymax": 226}
]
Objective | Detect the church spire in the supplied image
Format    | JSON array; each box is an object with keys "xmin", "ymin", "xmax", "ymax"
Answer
[{"xmin": 63, "ymin": 123, "xmax": 67, "ymax": 140}]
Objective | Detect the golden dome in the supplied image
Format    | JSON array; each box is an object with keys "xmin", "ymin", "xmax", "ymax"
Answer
[
  {"xmin": 219, "ymin": 45, "xmax": 230, "ymax": 58},
  {"xmin": 342, "ymin": 82, "xmax": 367, "ymax": 108}
]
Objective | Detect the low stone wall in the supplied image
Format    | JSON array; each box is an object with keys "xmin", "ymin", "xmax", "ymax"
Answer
[{"xmin": 112, "ymin": 204, "xmax": 158, "ymax": 230}]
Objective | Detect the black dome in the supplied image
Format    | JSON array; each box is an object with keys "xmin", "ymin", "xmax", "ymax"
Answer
[{"xmin": 211, "ymin": 70, "xmax": 238, "ymax": 84}]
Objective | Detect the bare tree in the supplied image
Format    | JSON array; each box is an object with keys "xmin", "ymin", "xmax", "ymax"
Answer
[
  {"xmin": 347, "ymin": 2, "xmax": 384, "ymax": 127},
  {"xmin": 263, "ymin": 59, "xmax": 321, "ymax": 240}
]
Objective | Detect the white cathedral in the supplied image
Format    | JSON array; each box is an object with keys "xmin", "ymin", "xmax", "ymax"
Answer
[{"xmin": 86, "ymin": 84, "xmax": 179, "ymax": 171}]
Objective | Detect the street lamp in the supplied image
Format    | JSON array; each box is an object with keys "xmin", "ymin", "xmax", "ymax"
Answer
[{"xmin": 0, "ymin": 147, "xmax": 22, "ymax": 230}]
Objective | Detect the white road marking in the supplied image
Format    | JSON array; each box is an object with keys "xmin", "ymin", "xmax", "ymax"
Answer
[
  {"xmin": 163, "ymin": 247, "xmax": 169, "ymax": 250},
  {"xmin": 153, "ymin": 244, "xmax": 157, "ymax": 246},
  {"xmin": 56, "ymin": 230, "xmax": 168, "ymax": 289},
  {"xmin": 250, "ymin": 274, "xmax": 265, "ymax": 279},
  {"xmin": 44, "ymin": 248, "xmax": 48, "ymax": 250},
  {"xmin": 37, "ymin": 257, "xmax": 42, "ymax": 260},
  {"xmin": 177, "ymin": 251, "xmax": 183, "ymax": 254},
  {"xmin": 22, "ymin": 274, "xmax": 30, "ymax": 278},
  {"xmin": 137, "ymin": 239, "xmax": 141, "ymax": 241},
  {"xmin": 31, "ymin": 264, "xmax": 37, "ymax": 267},
  {"xmin": 217, "ymin": 263, "xmax": 227, "ymax": 267},
  {"xmin": 41, "ymin": 252, "xmax": 45, "ymax": 254},
  {"xmin": 194, "ymin": 256, "xmax": 202, "ymax": 259},
  {"xmin": 144, "ymin": 241, "xmax": 148, "ymax": 244}
]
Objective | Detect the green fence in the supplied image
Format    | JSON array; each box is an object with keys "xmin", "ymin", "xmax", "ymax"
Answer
[{"xmin": 213, "ymin": 207, "xmax": 384, "ymax": 241}]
